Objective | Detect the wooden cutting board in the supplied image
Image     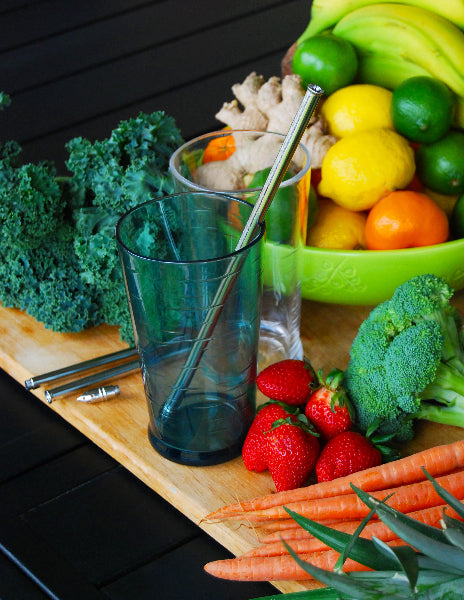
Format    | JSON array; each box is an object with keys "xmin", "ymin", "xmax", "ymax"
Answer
[{"xmin": 1, "ymin": 293, "xmax": 464, "ymax": 594}]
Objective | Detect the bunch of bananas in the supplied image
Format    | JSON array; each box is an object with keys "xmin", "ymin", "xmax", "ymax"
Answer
[{"xmin": 297, "ymin": 0, "xmax": 464, "ymax": 127}]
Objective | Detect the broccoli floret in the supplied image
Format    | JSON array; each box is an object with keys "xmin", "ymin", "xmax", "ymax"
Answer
[{"xmin": 344, "ymin": 274, "xmax": 464, "ymax": 442}]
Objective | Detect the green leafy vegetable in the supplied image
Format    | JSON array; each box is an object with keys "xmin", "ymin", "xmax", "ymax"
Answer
[
  {"xmin": 343, "ymin": 273, "xmax": 464, "ymax": 442},
  {"xmin": 0, "ymin": 95, "xmax": 183, "ymax": 342}
]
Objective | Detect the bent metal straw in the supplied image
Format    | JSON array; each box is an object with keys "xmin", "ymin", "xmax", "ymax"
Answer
[{"xmin": 159, "ymin": 84, "xmax": 324, "ymax": 423}]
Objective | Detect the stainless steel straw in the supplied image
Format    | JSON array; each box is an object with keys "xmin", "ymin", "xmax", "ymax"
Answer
[
  {"xmin": 159, "ymin": 84, "xmax": 324, "ymax": 421},
  {"xmin": 25, "ymin": 346, "xmax": 138, "ymax": 390},
  {"xmin": 44, "ymin": 358, "xmax": 140, "ymax": 403}
]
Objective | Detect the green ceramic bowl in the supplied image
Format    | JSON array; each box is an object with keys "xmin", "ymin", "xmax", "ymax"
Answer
[{"xmin": 300, "ymin": 239, "xmax": 464, "ymax": 305}]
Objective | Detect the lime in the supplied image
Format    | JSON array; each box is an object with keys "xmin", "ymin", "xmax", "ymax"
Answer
[
  {"xmin": 320, "ymin": 84, "xmax": 393, "ymax": 138},
  {"xmin": 416, "ymin": 130, "xmax": 464, "ymax": 195},
  {"xmin": 291, "ymin": 34, "xmax": 358, "ymax": 96},
  {"xmin": 450, "ymin": 194, "xmax": 464, "ymax": 239},
  {"xmin": 391, "ymin": 76, "xmax": 455, "ymax": 144},
  {"xmin": 247, "ymin": 167, "xmax": 297, "ymax": 243}
]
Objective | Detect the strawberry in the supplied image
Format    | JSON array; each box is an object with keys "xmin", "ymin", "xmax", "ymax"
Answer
[
  {"xmin": 315, "ymin": 430, "xmax": 382, "ymax": 483},
  {"xmin": 265, "ymin": 418, "xmax": 320, "ymax": 492},
  {"xmin": 242, "ymin": 402, "xmax": 296, "ymax": 472},
  {"xmin": 305, "ymin": 368, "xmax": 353, "ymax": 440},
  {"xmin": 256, "ymin": 359, "xmax": 315, "ymax": 405}
]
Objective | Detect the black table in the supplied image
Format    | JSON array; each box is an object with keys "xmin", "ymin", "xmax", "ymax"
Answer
[{"xmin": 0, "ymin": 1, "xmax": 310, "ymax": 597}]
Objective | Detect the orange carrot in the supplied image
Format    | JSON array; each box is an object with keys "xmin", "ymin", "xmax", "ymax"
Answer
[
  {"xmin": 204, "ymin": 548, "xmax": 373, "ymax": 581},
  {"xmin": 205, "ymin": 541, "xmax": 407, "ymax": 581},
  {"xmin": 244, "ymin": 528, "xmax": 397, "ymax": 558},
  {"xmin": 247, "ymin": 503, "xmax": 462, "ymax": 556},
  {"xmin": 260, "ymin": 502, "xmax": 463, "ymax": 544},
  {"xmin": 220, "ymin": 471, "xmax": 464, "ymax": 522},
  {"xmin": 262, "ymin": 517, "xmax": 347, "ymax": 532},
  {"xmin": 206, "ymin": 440, "xmax": 464, "ymax": 520}
]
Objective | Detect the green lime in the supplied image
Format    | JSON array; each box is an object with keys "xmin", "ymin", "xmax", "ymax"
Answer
[
  {"xmin": 291, "ymin": 34, "xmax": 358, "ymax": 96},
  {"xmin": 450, "ymin": 194, "xmax": 464, "ymax": 239},
  {"xmin": 416, "ymin": 130, "xmax": 464, "ymax": 195},
  {"xmin": 247, "ymin": 167, "xmax": 297, "ymax": 243},
  {"xmin": 391, "ymin": 77, "xmax": 455, "ymax": 144}
]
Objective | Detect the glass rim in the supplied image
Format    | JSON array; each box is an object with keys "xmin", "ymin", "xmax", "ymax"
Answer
[
  {"xmin": 169, "ymin": 129, "xmax": 311, "ymax": 194},
  {"xmin": 115, "ymin": 191, "xmax": 266, "ymax": 265}
]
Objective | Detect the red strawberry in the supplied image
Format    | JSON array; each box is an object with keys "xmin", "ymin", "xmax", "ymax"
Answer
[
  {"xmin": 265, "ymin": 418, "xmax": 320, "ymax": 492},
  {"xmin": 315, "ymin": 430, "xmax": 382, "ymax": 483},
  {"xmin": 242, "ymin": 402, "xmax": 296, "ymax": 472},
  {"xmin": 256, "ymin": 359, "xmax": 315, "ymax": 405},
  {"xmin": 305, "ymin": 369, "xmax": 353, "ymax": 440}
]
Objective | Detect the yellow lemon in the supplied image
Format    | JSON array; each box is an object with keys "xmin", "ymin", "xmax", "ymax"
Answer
[
  {"xmin": 320, "ymin": 84, "xmax": 394, "ymax": 138},
  {"xmin": 307, "ymin": 198, "xmax": 367, "ymax": 249},
  {"xmin": 318, "ymin": 128, "xmax": 415, "ymax": 211}
]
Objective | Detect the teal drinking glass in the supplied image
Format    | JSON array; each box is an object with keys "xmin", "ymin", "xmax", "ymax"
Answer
[{"xmin": 116, "ymin": 192, "xmax": 264, "ymax": 466}]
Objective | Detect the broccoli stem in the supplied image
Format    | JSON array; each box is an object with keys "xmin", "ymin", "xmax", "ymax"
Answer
[
  {"xmin": 417, "ymin": 360, "xmax": 464, "ymax": 427},
  {"xmin": 434, "ymin": 311, "xmax": 464, "ymax": 375},
  {"xmin": 424, "ymin": 361, "xmax": 464, "ymax": 400},
  {"xmin": 416, "ymin": 398, "xmax": 464, "ymax": 428}
]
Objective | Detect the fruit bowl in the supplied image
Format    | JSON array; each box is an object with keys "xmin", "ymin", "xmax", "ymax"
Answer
[{"xmin": 300, "ymin": 238, "xmax": 464, "ymax": 305}]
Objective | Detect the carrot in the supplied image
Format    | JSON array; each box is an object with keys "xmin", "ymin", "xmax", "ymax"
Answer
[
  {"xmin": 204, "ymin": 548, "xmax": 373, "ymax": 581},
  {"xmin": 260, "ymin": 502, "xmax": 464, "ymax": 544},
  {"xmin": 262, "ymin": 517, "xmax": 347, "ymax": 532},
  {"xmin": 244, "ymin": 527, "xmax": 397, "ymax": 558},
  {"xmin": 205, "ymin": 540, "xmax": 407, "ymax": 582},
  {"xmin": 247, "ymin": 503, "xmax": 460, "ymax": 556},
  {"xmin": 206, "ymin": 440, "xmax": 464, "ymax": 520},
  {"xmin": 220, "ymin": 471, "xmax": 464, "ymax": 522}
]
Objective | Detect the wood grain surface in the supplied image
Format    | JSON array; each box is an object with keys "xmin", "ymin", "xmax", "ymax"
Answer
[{"xmin": 1, "ymin": 292, "xmax": 463, "ymax": 594}]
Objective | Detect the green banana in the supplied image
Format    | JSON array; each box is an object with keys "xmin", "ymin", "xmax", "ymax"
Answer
[
  {"xmin": 356, "ymin": 53, "xmax": 429, "ymax": 90},
  {"xmin": 356, "ymin": 53, "xmax": 464, "ymax": 129},
  {"xmin": 298, "ymin": 0, "xmax": 464, "ymax": 42},
  {"xmin": 332, "ymin": 4, "xmax": 464, "ymax": 97}
]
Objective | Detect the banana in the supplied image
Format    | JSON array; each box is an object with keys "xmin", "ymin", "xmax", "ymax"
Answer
[
  {"xmin": 298, "ymin": 0, "xmax": 464, "ymax": 42},
  {"xmin": 332, "ymin": 4, "xmax": 464, "ymax": 97},
  {"xmin": 356, "ymin": 53, "xmax": 429, "ymax": 90},
  {"xmin": 356, "ymin": 53, "xmax": 464, "ymax": 129}
]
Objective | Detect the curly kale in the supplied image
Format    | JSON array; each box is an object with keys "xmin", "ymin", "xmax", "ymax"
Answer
[
  {"xmin": 0, "ymin": 161, "xmax": 66, "ymax": 249},
  {"xmin": 66, "ymin": 110, "xmax": 183, "ymax": 341},
  {"xmin": 344, "ymin": 274, "xmax": 464, "ymax": 442},
  {"xmin": 1, "ymin": 222, "xmax": 100, "ymax": 332},
  {"xmin": 0, "ymin": 97, "xmax": 183, "ymax": 342}
]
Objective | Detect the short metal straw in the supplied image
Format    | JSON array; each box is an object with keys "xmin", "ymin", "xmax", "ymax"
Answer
[
  {"xmin": 159, "ymin": 84, "xmax": 324, "ymax": 421},
  {"xmin": 44, "ymin": 359, "xmax": 140, "ymax": 403},
  {"xmin": 25, "ymin": 347, "xmax": 138, "ymax": 390}
]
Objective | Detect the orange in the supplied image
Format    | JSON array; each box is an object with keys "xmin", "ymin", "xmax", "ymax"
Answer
[
  {"xmin": 202, "ymin": 134, "xmax": 235, "ymax": 163},
  {"xmin": 365, "ymin": 190, "xmax": 449, "ymax": 250}
]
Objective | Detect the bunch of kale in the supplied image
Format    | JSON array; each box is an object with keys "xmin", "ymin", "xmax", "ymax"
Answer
[{"xmin": 0, "ymin": 93, "xmax": 184, "ymax": 343}]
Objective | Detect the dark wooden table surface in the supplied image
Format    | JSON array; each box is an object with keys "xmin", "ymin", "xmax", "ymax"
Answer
[{"xmin": 0, "ymin": 1, "xmax": 310, "ymax": 597}]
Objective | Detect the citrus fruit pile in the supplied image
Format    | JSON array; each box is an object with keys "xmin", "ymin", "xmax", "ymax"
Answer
[{"xmin": 308, "ymin": 77, "xmax": 464, "ymax": 250}]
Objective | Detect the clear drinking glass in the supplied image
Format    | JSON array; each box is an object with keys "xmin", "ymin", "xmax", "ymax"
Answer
[
  {"xmin": 116, "ymin": 192, "xmax": 264, "ymax": 466},
  {"xmin": 169, "ymin": 130, "xmax": 311, "ymax": 369}
]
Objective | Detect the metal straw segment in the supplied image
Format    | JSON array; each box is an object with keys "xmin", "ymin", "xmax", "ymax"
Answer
[
  {"xmin": 159, "ymin": 84, "xmax": 324, "ymax": 421},
  {"xmin": 25, "ymin": 346, "xmax": 138, "ymax": 390},
  {"xmin": 44, "ymin": 359, "xmax": 140, "ymax": 403}
]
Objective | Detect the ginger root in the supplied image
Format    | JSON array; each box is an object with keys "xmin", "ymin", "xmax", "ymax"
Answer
[
  {"xmin": 195, "ymin": 73, "xmax": 337, "ymax": 191},
  {"xmin": 214, "ymin": 72, "xmax": 336, "ymax": 169}
]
